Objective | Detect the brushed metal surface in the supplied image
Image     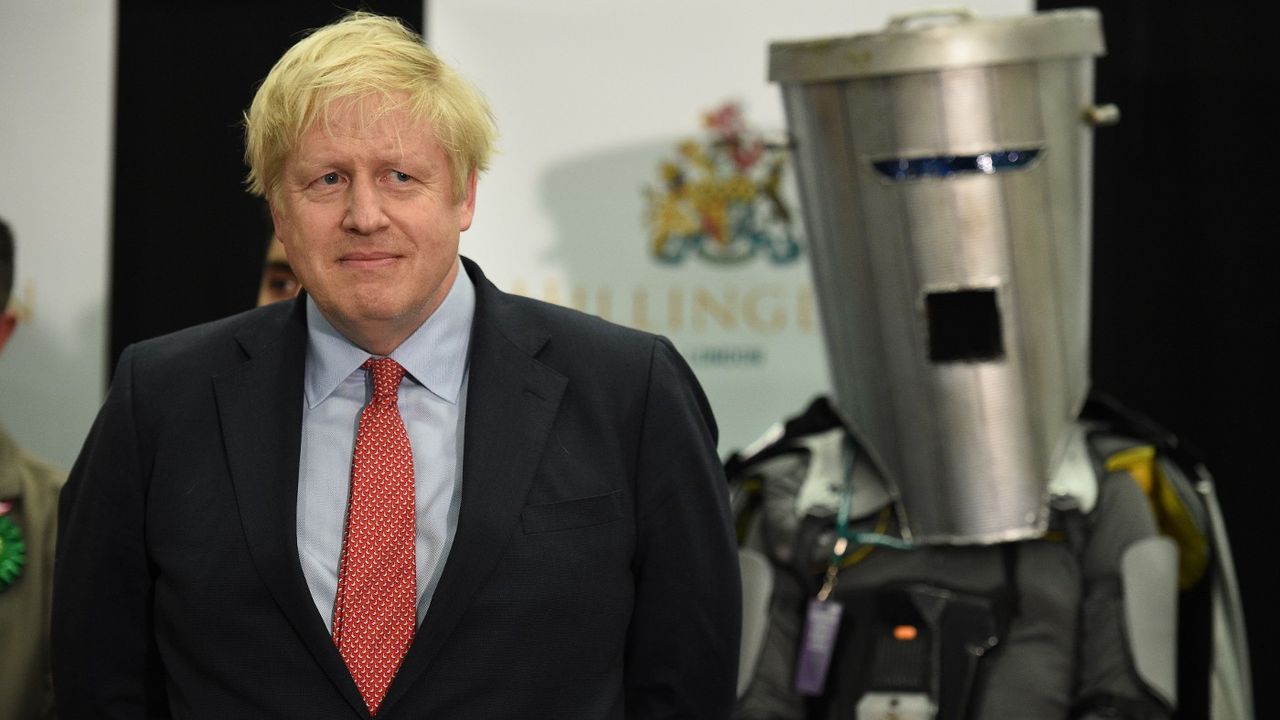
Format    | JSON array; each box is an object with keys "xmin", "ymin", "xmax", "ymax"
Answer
[
  {"xmin": 770, "ymin": 9, "xmax": 1102, "ymax": 83},
  {"xmin": 773, "ymin": 10, "xmax": 1103, "ymax": 544}
]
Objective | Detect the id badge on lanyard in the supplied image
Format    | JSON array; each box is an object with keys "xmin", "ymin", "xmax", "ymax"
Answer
[{"xmin": 794, "ymin": 442, "xmax": 856, "ymax": 696}]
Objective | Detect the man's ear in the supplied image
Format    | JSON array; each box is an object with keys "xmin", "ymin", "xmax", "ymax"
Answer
[{"xmin": 0, "ymin": 310, "xmax": 17, "ymax": 355}]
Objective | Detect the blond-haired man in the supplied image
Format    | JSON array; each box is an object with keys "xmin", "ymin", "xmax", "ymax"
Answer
[{"xmin": 54, "ymin": 13, "xmax": 739, "ymax": 719}]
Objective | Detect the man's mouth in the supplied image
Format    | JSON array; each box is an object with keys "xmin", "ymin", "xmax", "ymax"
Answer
[{"xmin": 339, "ymin": 252, "xmax": 400, "ymax": 269}]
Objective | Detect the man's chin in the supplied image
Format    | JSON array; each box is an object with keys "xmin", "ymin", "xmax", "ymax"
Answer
[
  {"xmin": 345, "ymin": 303, "xmax": 411, "ymax": 325},
  {"xmin": 315, "ymin": 294, "xmax": 400, "ymax": 323}
]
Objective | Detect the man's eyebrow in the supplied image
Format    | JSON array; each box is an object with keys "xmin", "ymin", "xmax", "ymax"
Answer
[{"xmin": 264, "ymin": 260, "xmax": 294, "ymax": 272}]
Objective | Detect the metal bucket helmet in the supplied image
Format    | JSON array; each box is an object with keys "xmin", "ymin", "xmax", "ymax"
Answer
[{"xmin": 771, "ymin": 8, "xmax": 1113, "ymax": 544}]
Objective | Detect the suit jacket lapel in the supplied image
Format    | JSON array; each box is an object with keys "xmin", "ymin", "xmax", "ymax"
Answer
[
  {"xmin": 212, "ymin": 297, "xmax": 369, "ymax": 718},
  {"xmin": 381, "ymin": 259, "xmax": 567, "ymax": 715}
]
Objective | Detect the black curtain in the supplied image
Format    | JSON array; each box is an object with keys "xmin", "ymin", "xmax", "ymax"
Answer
[
  {"xmin": 110, "ymin": 1, "xmax": 423, "ymax": 369},
  {"xmin": 1036, "ymin": 1, "xmax": 1276, "ymax": 716}
]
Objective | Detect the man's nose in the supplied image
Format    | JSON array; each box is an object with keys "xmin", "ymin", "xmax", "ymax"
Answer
[{"xmin": 342, "ymin": 176, "xmax": 390, "ymax": 235}]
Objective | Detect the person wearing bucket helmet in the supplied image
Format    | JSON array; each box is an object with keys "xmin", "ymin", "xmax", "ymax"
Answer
[{"xmin": 727, "ymin": 8, "xmax": 1252, "ymax": 720}]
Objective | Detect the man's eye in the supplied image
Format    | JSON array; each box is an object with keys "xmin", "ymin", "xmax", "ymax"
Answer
[
  {"xmin": 270, "ymin": 277, "xmax": 300, "ymax": 295},
  {"xmin": 320, "ymin": 172, "xmax": 341, "ymax": 185},
  {"xmin": 390, "ymin": 171, "xmax": 412, "ymax": 183}
]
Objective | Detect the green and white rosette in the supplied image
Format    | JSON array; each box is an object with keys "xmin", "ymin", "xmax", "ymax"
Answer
[{"xmin": 0, "ymin": 510, "xmax": 25, "ymax": 590}]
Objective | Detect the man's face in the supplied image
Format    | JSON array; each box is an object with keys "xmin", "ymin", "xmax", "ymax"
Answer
[
  {"xmin": 256, "ymin": 237, "xmax": 301, "ymax": 307},
  {"xmin": 271, "ymin": 96, "xmax": 476, "ymax": 353}
]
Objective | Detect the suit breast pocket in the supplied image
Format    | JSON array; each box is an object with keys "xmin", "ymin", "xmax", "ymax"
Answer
[{"xmin": 521, "ymin": 489, "xmax": 624, "ymax": 534}]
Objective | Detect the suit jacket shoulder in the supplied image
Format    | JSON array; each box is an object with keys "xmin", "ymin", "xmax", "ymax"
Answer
[
  {"xmin": 122, "ymin": 300, "xmax": 298, "ymax": 383},
  {"xmin": 463, "ymin": 256, "xmax": 712, "ymax": 437}
]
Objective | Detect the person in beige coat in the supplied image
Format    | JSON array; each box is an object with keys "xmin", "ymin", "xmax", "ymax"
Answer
[{"xmin": 0, "ymin": 217, "xmax": 65, "ymax": 720}]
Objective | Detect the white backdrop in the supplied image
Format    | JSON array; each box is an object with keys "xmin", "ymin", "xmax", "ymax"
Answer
[
  {"xmin": 0, "ymin": 1, "xmax": 115, "ymax": 470},
  {"xmin": 427, "ymin": 0, "xmax": 1030, "ymax": 453}
]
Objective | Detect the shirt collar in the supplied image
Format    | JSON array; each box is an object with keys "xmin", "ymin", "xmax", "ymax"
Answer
[{"xmin": 304, "ymin": 260, "xmax": 475, "ymax": 408}]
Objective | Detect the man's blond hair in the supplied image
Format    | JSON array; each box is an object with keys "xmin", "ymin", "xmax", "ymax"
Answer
[{"xmin": 243, "ymin": 12, "xmax": 496, "ymax": 203}]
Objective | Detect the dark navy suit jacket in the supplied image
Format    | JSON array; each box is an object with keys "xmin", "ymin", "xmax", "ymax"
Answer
[{"xmin": 53, "ymin": 258, "xmax": 740, "ymax": 719}]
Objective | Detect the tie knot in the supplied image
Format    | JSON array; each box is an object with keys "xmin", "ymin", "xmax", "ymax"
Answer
[{"xmin": 362, "ymin": 357, "xmax": 405, "ymax": 404}]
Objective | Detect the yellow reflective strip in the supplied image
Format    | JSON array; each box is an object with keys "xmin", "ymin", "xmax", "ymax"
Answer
[
  {"xmin": 1106, "ymin": 445, "xmax": 1157, "ymax": 493},
  {"xmin": 1152, "ymin": 462, "xmax": 1210, "ymax": 589},
  {"xmin": 1106, "ymin": 444, "xmax": 1209, "ymax": 589}
]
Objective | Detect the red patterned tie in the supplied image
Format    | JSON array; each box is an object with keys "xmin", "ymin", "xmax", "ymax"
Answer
[{"xmin": 333, "ymin": 358, "xmax": 416, "ymax": 716}]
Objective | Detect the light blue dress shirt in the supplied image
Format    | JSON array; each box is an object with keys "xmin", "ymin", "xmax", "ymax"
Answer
[{"xmin": 297, "ymin": 265, "xmax": 473, "ymax": 631}]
